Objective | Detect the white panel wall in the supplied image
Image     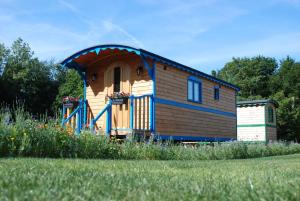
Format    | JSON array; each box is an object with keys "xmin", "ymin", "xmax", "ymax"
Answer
[
  {"xmin": 237, "ymin": 127, "xmax": 265, "ymax": 141},
  {"xmin": 237, "ymin": 106, "xmax": 265, "ymax": 125}
]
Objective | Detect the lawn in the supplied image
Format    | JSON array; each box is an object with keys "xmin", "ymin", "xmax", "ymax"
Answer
[{"xmin": 1, "ymin": 155, "xmax": 300, "ymax": 201}]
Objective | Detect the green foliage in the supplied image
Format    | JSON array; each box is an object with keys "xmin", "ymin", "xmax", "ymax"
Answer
[
  {"xmin": 0, "ymin": 38, "xmax": 83, "ymax": 115},
  {"xmin": 215, "ymin": 56, "xmax": 300, "ymax": 141},
  {"xmin": 1, "ymin": 107, "xmax": 300, "ymax": 160},
  {"xmin": 52, "ymin": 68, "xmax": 83, "ymax": 111},
  {"xmin": 0, "ymin": 38, "xmax": 59, "ymax": 115}
]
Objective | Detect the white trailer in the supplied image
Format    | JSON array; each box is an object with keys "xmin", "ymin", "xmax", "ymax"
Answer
[{"xmin": 237, "ymin": 100, "xmax": 278, "ymax": 142}]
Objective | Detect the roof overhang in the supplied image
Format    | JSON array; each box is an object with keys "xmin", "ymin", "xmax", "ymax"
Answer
[
  {"xmin": 60, "ymin": 44, "xmax": 240, "ymax": 91},
  {"xmin": 237, "ymin": 99, "xmax": 279, "ymax": 108}
]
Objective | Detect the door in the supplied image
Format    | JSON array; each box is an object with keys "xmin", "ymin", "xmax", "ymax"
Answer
[{"xmin": 104, "ymin": 62, "xmax": 131, "ymax": 131}]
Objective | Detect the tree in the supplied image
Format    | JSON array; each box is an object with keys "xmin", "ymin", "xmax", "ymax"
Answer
[
  {"xmin": 215, "ymin": 56, "xmax": 300, "ymax": 141},
  {"xmin": 0, "ymin": 38, "xmax": 59, "ymax": 115},
  {"xmin": 216, "ymin": 56, "xmax": 277, "ymax": 99},
  {"xmin": 52, "ymin": 68, "xmax": 83, "ymax": 111}
]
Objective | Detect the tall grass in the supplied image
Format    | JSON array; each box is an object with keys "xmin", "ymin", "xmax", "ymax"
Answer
[{"xmin": 1, "ymin": 107, "xmax": 300, "ymax": 160}]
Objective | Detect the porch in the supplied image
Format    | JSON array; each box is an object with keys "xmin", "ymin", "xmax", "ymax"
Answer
[{"xmin": 61, "ymin": 93, "xmax": 154, "ymax": 136}]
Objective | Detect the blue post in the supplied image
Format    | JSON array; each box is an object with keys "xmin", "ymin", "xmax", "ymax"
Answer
[
  {"xmin": 83, "ymin": 73, "xmax": 87, "ymax": 128},
  {"xmin": 90, "ymin": 119, "xmax": 94, "ymax": 130},
  {"xmin": 61, "ymin": 105, "xmax": 66, "ymax": 127},
  {"xmin": 105, "ymin": 104, "xmax": 112, "ymax": 137},
  {"xmin": 152, "ymin": 61, "xmax": 156, "ymax": 133},
  {"xmin": 130, "ymin": 95, "xmax": 134, "ymax": 130},
  {"xmin": 78, "ymin": 100, "xmax": 82, "ymax": 133},
  {"xmin": 149, "ymin": 95, "xmax": 153, "ymax": 131},
  {"xmin": 76, "ymin": 111, "xmax": 80, "ymax": 134}
]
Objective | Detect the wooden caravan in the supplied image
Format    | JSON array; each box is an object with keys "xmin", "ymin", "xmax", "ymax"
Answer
[
  {"xmin": 61, "ymin": 44, "xmax": 239, "ymax": 141},
  {"xmin": 237, "ymin": 100, "xmax": 278, "ymax": 142}
]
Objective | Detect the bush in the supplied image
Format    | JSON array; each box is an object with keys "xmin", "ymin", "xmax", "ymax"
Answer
[{"xmin": 1, "ymin": 107, "xmax": 300, "ymax": 160}]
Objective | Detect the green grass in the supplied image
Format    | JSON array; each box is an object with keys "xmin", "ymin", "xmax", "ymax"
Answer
[{"xmin": 1, "ymin": 155, "xmax": 300, "ymax": 201}]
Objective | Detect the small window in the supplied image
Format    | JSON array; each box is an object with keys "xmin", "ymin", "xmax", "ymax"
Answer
[
  {"xmin": 214, "ymin": 86, "xmax": 220, "ymax": 100},
  {"xmin": 113, "ymin": 67, "xmax": 121, "ymax": 92},
  {"xmin": 187, "ymin": 76, "xmax": 202, "ymax": 103},
  {"xmin": 268, "ymin": 106, "xmax": 274, "ymax": 123},
  {"xmin": 188, "ymin": 80, "xmax": 193, "ymax": 100}
]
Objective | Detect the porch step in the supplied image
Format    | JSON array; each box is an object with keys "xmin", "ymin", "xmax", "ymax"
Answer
[{"xmin": 111, "ymin": 129, "xmax": 152, "ymax": 141}]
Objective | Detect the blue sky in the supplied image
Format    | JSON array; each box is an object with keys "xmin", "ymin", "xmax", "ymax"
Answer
[{"xmin": 1, "ymin": 0, "xmax": 300, "ymax": 73}]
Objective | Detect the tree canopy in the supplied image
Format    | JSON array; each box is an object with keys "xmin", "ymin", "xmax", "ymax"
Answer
[
  {"xmin": 0, "ymin": 38, "xmax": 82, "ymax": 115},
  {"xmin": 213, "ymin": 56, "xmax": 300, "ymax": 141}
]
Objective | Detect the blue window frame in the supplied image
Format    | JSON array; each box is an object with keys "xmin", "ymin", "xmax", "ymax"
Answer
[
  {"xmin": 214, "ymin": 86, "xmax": 220, "ymax": 100},
  {"xmin": 187, "ymin": 76, "xmax": 202, "ymax": 103}
]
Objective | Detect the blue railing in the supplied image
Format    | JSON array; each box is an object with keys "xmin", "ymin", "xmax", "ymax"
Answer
[
  {"xmin": 130, "ymin": 94, "xmax": 154, "ymax": 132},
  {"xmin": 61, "ymin": 99, "xmax": 83, "ymax": 134},
  {"xmin": 89, "ymin": 100, "xmax": 112, "ymax": 135},
  {"xmin": 62, "ymin": 94, "xmax": 154, "ymax": 135}
]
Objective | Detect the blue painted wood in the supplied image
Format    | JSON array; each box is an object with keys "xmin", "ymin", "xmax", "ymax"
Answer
[
  {"xmin": 141, "ymin": 54, "xmax": 153, "ymax": 79},
  {"xmin": 89, "ymin": 118, "xmax": 94, "ymax": 130},
  {"xmin": 76, "ymin": 111, "xmax": 80, "ymax": 134},
  {"xmin": 105, "ymin": 110, "xmax": 109, "ymax": 134},
  {"xmin": 94, "ymin": 103, "xmax": 111, "ymax": 122},
  {"xmin": 63, "ymin": 106, "xmax": 80, "ymax": 125},
  {"xmin": 61, "ymin": 45, "xmax": 141, "ymax": 66},
  {"xmin": 83, "ymin": 73, "xmax": 87, "ymax": 127},
  {"xmin": 61, "ymin": 106, "xmax": 66, "ymax": 127},
  {"xmin": 187, "ymin": 75, "xmax": 201, "ymax": 82},
  {"xmin": 89, "ymin": 101, "xmax": 112, "ymax": 132},
  {"xmin": 154, "ymin": 135, "xmax": 235, "ymax": 142},
  {"xmin": 130, "ymin": 96, "xmax": 134, "ymax": 130},
  {"xmin": 149, "ymin": 95, "xmax": 153, "ymax": 131},
  {"xmin": 152, "ymin": 61, "xmax": 156, "ymax": 132},
  {"xmin": 155, "ymin": 97, "xmax": 236, "ymax": 118},
  {"xmin": 105, "ymin": 105, "xmax": 112, "ymax": 136}
]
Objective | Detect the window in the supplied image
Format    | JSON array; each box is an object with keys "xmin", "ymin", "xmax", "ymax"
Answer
[
  {"xmin": 113, "ymin": 67, "xmax": 121, "ymax": 92},
  {"xmin": 268, "ymin": 106, "xmax": 274, "ymax": 123},
  {"xmin": 214, "ymin": 86, "xmax": 220, "ymax": 100},
  {"xmin": 187, "ymin": 76, "xmax": 202, "ymax": 103}
]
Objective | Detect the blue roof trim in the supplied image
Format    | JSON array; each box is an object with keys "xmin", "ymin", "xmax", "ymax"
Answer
[
  {"xmin": 188, "ymin": 75, "xmax": 201, "ymax": 82},
  {"xmin": 60, "ymin": 44, "xmax": 240, "ymax": 91},
  {"xmin": 61, "ymin": 44, "xmax": 141, "ymax": 66},
  {"xmin": 154, "ymin": 134, "xmax": 235, "ymax": 142}
]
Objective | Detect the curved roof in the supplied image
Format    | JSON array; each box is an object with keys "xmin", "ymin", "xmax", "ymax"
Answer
[
  {"xmin": 61, "ymin": 44, "xmax": 240, "ymax": 91},
  {"xmin": 237, "ymin": 99, "xmax": 279, "ymax": 108}
]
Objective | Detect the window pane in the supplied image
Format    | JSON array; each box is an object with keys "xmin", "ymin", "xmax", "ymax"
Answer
[
  {"xmin": 214, "ymin": 88, "xmax": 219, "ymax": 100},
  {"xmin": 194, "ymin": 82, "xmax": 199, "ymax": 102},
  {"xmin": 188, "ymin": 81, "xmax": 193, "ymax": 100},
  {"xmin": 268, "ymin": 107, "xmax": 274, "ymax": 123},
  {"xmin": 114, "ymin": 67, "xmax": 121, "ymax": 92}
]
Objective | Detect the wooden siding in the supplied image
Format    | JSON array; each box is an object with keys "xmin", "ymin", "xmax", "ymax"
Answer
[
  {"xmin": 155, "ymin": 62, "xmax": 237, "ymax": 139},
  {"xmin": 86, "ymin": 54, "xmax": 152, "ymax": 132},
  {"xmin": 156, "ymin": 104, "xmax": 236, "ymax": 138},
  {"xmin": 237, "ymin": 126, "xmax": 265, "ymax": 141},
  {"xmin": 237, "ymin": 105, "xmax": 265, "ymax": 125},
  {"xmin": 266, "ymin": 127, "xmax": 277, "ymax": 141},
  {"xmin": 156, "ymin": 63, "xmax": 236, "ymax": 113}
]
